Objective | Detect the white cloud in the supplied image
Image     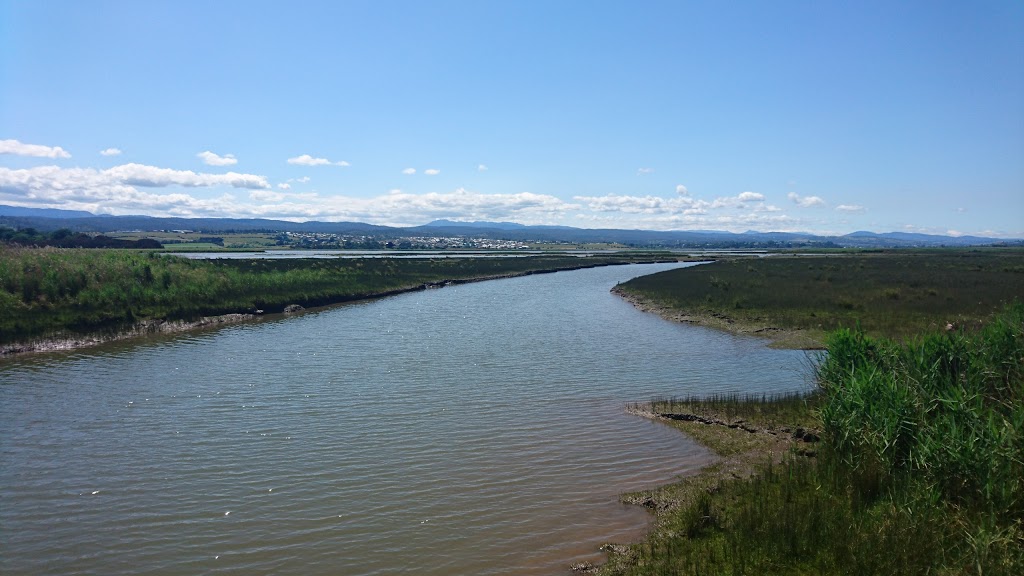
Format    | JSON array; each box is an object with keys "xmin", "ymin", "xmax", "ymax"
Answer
[
  {"xmin": 787, "ymin": 192, "xmax": 825, "ymax": 207},
  {"xmin": 402, "ymin": 168, "xmax": 416, "ymax": 175},
  {"xmin": 571, "ymin": 192, "xmax": 800, "ymax": 231},
  {"xmin": 197, "ymin": 150, "xmax": 238, "ymax": 166},
  {"xmin": 737, "ymin": 191, "xmax": 764, "ymax": 202},
  {"xmin": 249, "ymin": 190, "xmax": 287, "ymax": 202},
  {"xmin": 278, "ymin": 183, "xmax": 291, "ymax": 190},
  {"xmin": 637, "ymin": 167, "xmax": 653, "ymax": 175},
  {"xmin": 103, "ymin": 163, "xmax": 269, "ymax": 189},
  {"xmin": 424, "ymin": 169, "xmax": 441, "ymax": 175},
  {"xmin": 0, "ymin": 165, "xmax": 247, "ymax": 217},
  {"xmin": 836, "ymin": 204, "xmax": 866, "ymax": 213},
  {"xmin": 288, "ymin": 154, "xmax": 349, "ymax": 167},
  {"xmin": 676, "ymin": 185, "xmax": 689, "ymax": 196},
  {"xmin": 0, "ymin": 163, "xmax": 270, "ymax": 220},
  {"xmin": 0, "ymin": 139, "xmax": 71, "ymax": 158},
  {"xmin": 956, "ymin": 207, "xmax": 968, "ymax": 213},
  {"xmin": 296, "ymin": 176, "xmax": 311, "ymax": 183},
  {"xmin": 100, "ymin": 148, "xmax": 122, "ymax": 157},
  {"xmin": 478, "ymin": 164, "xmax": 489, "ymax": 172}
]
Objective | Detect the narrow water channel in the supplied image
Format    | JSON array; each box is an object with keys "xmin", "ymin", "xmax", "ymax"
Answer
[{"xmin": 0, "ymin": 262, "xmax": 812, "ymax": 575}]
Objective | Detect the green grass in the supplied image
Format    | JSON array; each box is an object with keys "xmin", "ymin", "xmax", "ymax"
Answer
[
  {"xmin": 615, "ymin": 249, "xmax": 1024, "ymax": 344},
  {"xmin": 0, "ymin": 246, "xmax": 672, "ymax": 345},
  {"xmin": 603, "ymin": 304, "xmax": 1024, "ymax": 575}
]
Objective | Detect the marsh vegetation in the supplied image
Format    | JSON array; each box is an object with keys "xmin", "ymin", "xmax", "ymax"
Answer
[
  {"xmin": 615, "ymin": 249, "xmax": 1024, "ymax": 345},
  {"xmin": 0, "ymin": 247, "xmax": 671, "ymax": 346},
  {"xmin": 606, "ymin": 250, "xmax": 1023, "ymax": 575}
]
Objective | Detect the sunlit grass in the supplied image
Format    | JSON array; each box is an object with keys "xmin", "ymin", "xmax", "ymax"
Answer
[{"xmin": 604, "ymin": 304, "xmax": 1024, "ymax": 575}]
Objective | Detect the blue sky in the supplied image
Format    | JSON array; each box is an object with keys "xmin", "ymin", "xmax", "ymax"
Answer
[{"xmin": 2, "ymin": 0, "xmax": 1022, "ymax": 236}]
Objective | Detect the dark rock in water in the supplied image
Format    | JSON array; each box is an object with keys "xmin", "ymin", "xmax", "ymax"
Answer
[{"xmin": 283, "ymin": 304, "xmax": 305, "ymax": 313}]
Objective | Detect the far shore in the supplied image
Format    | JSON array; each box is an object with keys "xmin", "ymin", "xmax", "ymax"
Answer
[{"xmin": 1, "ymin": 259, "xmax": 683, "ymax": 359}]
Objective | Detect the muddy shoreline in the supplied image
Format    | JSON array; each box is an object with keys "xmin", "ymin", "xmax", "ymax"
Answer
[
  {"xmin": 583, "ymin": 403, "xmax": 820, "ymax": 574},
  {"xmin": 610, "ymin": 286, "xmax": 825, "ymax": 350}
]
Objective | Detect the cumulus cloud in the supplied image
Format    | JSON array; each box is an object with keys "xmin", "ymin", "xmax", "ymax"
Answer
[
  {"xmin": 424, "ymin": 169, "xmax": 441, "ymax": 176},
  {"xmin": 0, "ymin": 163, "xmax": 270, "ymax": 220},
  {"xmin": 103, "ymin": 163, "xmax": 269, "ymax": 189},
  {"xmin": 637, "ymin": 167, "xmax": 653, "ymax": 175},
  {"xmin": 197, "ymin": 150, "xmax": 238, "ymax": 166},
  {"xmin": 478, "ymin": 164, "xmax": 489, "ymax": 172},
  {"xmin": 296, "ymin": 176, "xmax": 311, "ymax": 183},
  {"xmin": 250, "ymin": 190, "xmax": 287, "ymax": 202},
  {"xmin": 676, "ymin": 185, "xmax": 689, "ymax": 196},
  {"xmin": 0, "ymin": 139, "xmax": 71, "ymax": 158},
  {"xmin": 229, "ymin": 187, "xmax": 580, "ymax": 226},
  {"xmin": 787, "ymin": 192, "xmax": 825, "ymax": 207},
  {"xmin": 288, "ymin": 154, "xmax": 349, "ymax": 167},
  {"xmin": 278, "ymin": 183, "xmax": 291, "ymax": 190},
  {"xmin": 0, "ymin": 165, "xmax": 248, "ymax": 217},
  {"xmin": 737, "ymin": 191, "xmax": 764, "ymax": 202},
  {"xmin": 100, "ymin": 148, "xmax": 122, "ymax": 157},
  {"xmin": 836, "ymin": 204, "xmax": 866, "ymax": 213},
  {"xmin": 0, "ymin": 164, "xmax": 581, "ymax": 225},
  {"xmin": 571, "ymin": 192, "xmax": 799, "ymax": 231},
  {"xmin": 402, "ymin": 168, "xmax": 416, "ymax": 175}
]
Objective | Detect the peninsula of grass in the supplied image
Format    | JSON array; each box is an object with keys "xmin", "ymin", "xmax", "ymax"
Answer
[
  {"xmin": 614, "ymin": 248, "xmax": 1024, "ymax": 348},
  {"xmin": 0, "ymin": 246, "xmax": 676, "ymax": 352}
]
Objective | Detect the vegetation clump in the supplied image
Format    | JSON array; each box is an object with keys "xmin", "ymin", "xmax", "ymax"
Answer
[{"xmin": 603, "ymin": 304, "xmax": 1023, "ymax": 575}]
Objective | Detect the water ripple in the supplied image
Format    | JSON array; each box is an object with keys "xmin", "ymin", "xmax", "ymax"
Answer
[{"xmin": 1, "ymin": 263, "xmax": 812, "ymax": 575}]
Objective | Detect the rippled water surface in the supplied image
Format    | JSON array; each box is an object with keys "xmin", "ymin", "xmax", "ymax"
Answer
[{"xmin": 1, "ymin": 263, "xmax": 812, "ymax": 575}]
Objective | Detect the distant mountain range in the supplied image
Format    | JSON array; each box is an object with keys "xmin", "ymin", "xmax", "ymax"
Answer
[{"xmin": 1, "ymin": 206, "xmax": 1019, "ymax": 249}]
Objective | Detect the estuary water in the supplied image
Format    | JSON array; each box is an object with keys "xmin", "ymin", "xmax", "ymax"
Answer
[{"xmin": 0, "ymin": 262, "xmax": 813, "ymax": 575}]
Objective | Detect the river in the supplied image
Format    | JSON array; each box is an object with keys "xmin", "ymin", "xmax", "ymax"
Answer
[{"xmin": 0, "ymin": 262, "xmax": 813, "ymax": 575}]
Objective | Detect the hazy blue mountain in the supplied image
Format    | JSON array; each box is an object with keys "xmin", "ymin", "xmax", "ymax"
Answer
[
  {"xmin": 1, "ymin": 205, "xmax": 1018, "ymax": 248},
  {"xmin": 0, "ymin": 205, "xmax": 96, "ymax": 219},
  {"xmin": 422, "ymin": 219, "xmax": 527, "ymax": 230}
]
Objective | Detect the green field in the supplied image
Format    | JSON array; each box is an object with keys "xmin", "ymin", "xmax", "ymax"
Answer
[{"xmin": 616, "ymin": 249, "xmax": 1024, "ymax": 345}]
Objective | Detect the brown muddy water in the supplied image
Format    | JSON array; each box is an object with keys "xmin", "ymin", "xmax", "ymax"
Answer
[{"xmin": 0, "ymin": 262, "xmax": 813, "ymax": 575}]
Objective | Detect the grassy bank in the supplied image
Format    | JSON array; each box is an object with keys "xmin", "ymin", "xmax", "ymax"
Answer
[
  {"xmin": 601, "ymin": 308, "xmax": 1023, "ymax": 573},
  {"xmin": 0, "ymin": 246, "xmax": 674, "ymax": 348},
  {"xmin": 614, "ymin": 249, "xmax": 1024, "ymax": 347}
]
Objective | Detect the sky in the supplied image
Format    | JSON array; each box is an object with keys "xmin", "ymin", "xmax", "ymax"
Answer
[{"xmin": 1, "ymin": 0, "xmax": 1022, "ymax": 236}]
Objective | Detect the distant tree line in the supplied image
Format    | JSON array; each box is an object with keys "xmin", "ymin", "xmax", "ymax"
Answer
[
  {"xmin": 0, "ymin": 227, "xmax": 163, "ymax": 249},
  {"xmin": 161, "ymin": 236, "xmax": 225, "ymax": 246}
]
